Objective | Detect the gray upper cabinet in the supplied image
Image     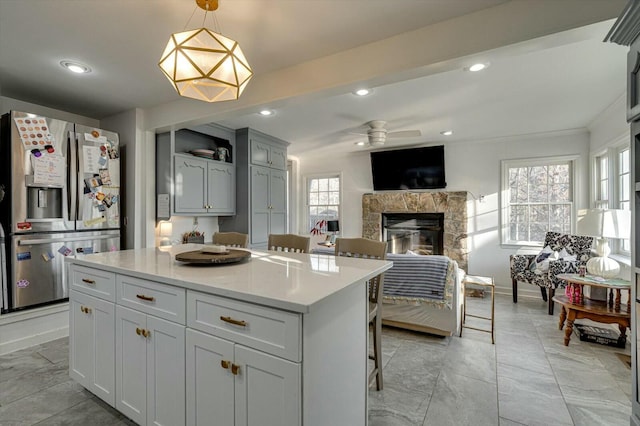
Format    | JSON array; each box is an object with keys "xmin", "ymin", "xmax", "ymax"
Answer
[
  {"xmin": 250, "ymin": 135, "xmax": 287, "ymax": 170},
  {"xmin": 219, "ymin": 128, "xmax": 289, "ymax": 248},
  {"xmin": 156, "ymin": 124, "xmax": 236, "ymax": 218}
]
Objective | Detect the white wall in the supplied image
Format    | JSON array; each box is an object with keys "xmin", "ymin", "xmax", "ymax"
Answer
[
  {"xmin": 297, "ymin": 130, "xmax": 591, "ymax": 296},
  {"xmin": 1, "ymin": 96, "xmax": 99, "ymax": 126},
  {"xmin": 589, "ymin": 94, "xmax": 628, "ymax": 153}
]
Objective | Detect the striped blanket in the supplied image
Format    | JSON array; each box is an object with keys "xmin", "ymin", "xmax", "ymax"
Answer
[{"xmin": 383, "ymin": 254, "xmax": 454, "ymax": 308}]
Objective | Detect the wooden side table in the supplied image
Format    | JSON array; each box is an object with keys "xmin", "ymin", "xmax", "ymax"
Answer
[
  {"xmin": 554, "ymin": 274, "xmax": 631, "ymax": 346},
  {"xmin": 459, "ymin": 275, "xmax": 495, "ymax": 344}
]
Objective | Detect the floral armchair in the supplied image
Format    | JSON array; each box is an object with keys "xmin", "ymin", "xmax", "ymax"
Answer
[{"xmin": 510, "ymin": 231, "xmax": 593, "ymax": 315}]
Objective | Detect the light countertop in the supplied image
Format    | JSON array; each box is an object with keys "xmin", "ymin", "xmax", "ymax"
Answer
[{"xmin": 66, "ymin": 244, "xmax": 392, "ymax": 313}]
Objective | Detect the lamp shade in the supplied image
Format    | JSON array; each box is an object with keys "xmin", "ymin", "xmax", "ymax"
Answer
[
  {"xmin": 160, "ymin": 221, "xmax": 173, "ymax": 238},
  {"xmin": 327, "ymin": 220, "xmax": 340, "ymax": 232},
  {"xmin": 158, "ymin": 28, "xmax": 253, "ymax": 102},
  {"xmin": 577, "ymin": 209, "xmax": 630, "ymax": 239}
]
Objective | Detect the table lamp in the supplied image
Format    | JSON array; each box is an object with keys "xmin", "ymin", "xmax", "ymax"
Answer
[
  {"xmin": 577, "ymin": 209, "xmax": 630, "ymax": 278},
  {"xmin": 327, "ymin": 220, "xmax": 340, "ymax": 244},
  {"xmin": 159, "ymin": 221, "xmax": 173, "ymax": 247}
]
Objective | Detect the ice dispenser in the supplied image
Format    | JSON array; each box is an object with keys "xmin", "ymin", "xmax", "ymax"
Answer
[{"xmin": 27, "ymin": 187, "xmax": 62, "ymax": 219}]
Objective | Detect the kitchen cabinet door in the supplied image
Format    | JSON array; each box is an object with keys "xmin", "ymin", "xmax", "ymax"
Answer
[
  {"xmin": 250, "ymin": 166, "xmax": 270, "ymax": 246},
  {"xmin": 116, "ymin": 305, "xmax": 186, "ymax": 426},
  {"xmin": 115, "ymin": 305, "xmax": 147, "ymax": 425},
  {"xmin": 69, "ymin": 290, "xmax": 115, "ymax": 406},
  {"xmin": 269, "ymin": 145, "xmax": 287, "ymax": 170},
  {"xmin": 186, "ymin": 329, "xmax": 235, "ymax": 426},
  {"xmin": 234, "ymin": 345, "xmax": 301, "ymax": 426},
  {"xmin": 207, "ymin": 161, "xmax": 235, "ymax": 214},
  {"xmin": 146, "ymin": 315, "xmax": 186, "ymax": 426},
  {"xmin": 269, "ymin": 169, "xmax": 287, "ymax": 236},
  {"xmin": 174, "ymin": 156, "xmax": 207, "ymax": 214}
]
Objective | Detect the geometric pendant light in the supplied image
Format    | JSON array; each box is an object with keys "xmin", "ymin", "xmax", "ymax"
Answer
[{"xmin": 158, "ymin": 0, "xmax": 253, "ymax": 102}]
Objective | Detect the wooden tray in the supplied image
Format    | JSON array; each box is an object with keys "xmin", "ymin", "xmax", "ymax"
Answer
[{"xmin": 175, "ymin": 249, "xmax": 251, "ymax": 265}]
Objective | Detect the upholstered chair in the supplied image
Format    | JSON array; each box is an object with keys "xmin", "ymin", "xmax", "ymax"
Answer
[{"xmin": 510, "ymin": 231, "xmax": 593, "ymax": 315}]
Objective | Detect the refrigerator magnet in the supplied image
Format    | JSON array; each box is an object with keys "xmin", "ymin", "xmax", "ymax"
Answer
[
  {"xmin": 99, "ymin": 169, "xmax": 112, "ymax": 185},
  {"xmin": 41, "ymin": 251, "xmax": 55, "ymax": 262},
  {"xmin": 98, "ymin": 156, "xmax": 107, "ymax": 167},
  {"xmin": 16, "ymin": 252, "xmax": 31, "ymax": 261},
  {"xmin": 58, "ymin": 246, "xmax": 72, "ymax": 256},
  {"xmin": 95, "ymin": 192, "xmax": 106, "ymax": 201},
  {"xmin": 16, "ymin": 279, "xmax": 29, "ymax": 288},
  {"xmin": 16, "ymin": 222, "xmax": 31, "ymax": 231}
]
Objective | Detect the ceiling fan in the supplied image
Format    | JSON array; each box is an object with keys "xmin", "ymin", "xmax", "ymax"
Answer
[{"xmin": 352, "ymin": 120, "xmax": 421, "ymax": 146}]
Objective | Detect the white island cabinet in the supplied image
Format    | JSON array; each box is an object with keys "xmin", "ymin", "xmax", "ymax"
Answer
[{"xmin": 67, "ymin": 246, "xmax": 392, "ymax": 426}]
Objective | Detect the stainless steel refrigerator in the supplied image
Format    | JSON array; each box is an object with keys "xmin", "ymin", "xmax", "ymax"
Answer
[{"xmin": 0, "ymin": 111, "xmax": 121, "ymax": 313}]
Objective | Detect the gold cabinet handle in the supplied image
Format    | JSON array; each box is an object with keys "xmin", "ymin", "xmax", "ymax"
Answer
[
  {"xmin": 81, "ymin": 278, "xmax": 96, "ymax": 285},
  {"xmin": 221, "ymin": 360, "xmax": 230, "ymax": 369},
  {"xmin": 231, "ymin": 363, "xmax": 240, "ymax": 375},
  {"xmin": 220, "ymin": 316, "xmax": 247, "ymax": 327},
  {"xmin": 135, "ymin": 327, "xmax": 150, "ymax": 338},
  {"xmin": 136, "ymin": 294, "xmax": 155, "ymax": 302},
  {"xmin": 80, "ymin": 306, "xmax": 91, "ymax": 314}
]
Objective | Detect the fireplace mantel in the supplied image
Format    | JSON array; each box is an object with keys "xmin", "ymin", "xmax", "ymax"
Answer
[{"xmin": 362, "ymin": 192, "xmax": 468, "ymax": 271}]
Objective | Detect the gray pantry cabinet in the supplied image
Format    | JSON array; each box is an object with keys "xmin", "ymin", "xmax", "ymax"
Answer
[
  {"xmin": 156, "ymin": 124, "xmax": 236, "ymax": 217},
  {"xmin": 220, "ymin": 128, "xmax": 289, "ymax": 248}
]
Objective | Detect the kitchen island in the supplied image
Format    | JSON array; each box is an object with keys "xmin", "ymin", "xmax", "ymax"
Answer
[{"xmin": 66, "ymin": 245, "xmax": 392, "ymax": 426}]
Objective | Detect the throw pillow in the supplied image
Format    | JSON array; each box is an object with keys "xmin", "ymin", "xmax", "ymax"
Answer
[
  {"xmin": 531, "ymin": 245, "xmax": 558, "ymax": 273},
  {"xmin": 557, "ymin": 247, "xmax": 577, "ymax": 262}
]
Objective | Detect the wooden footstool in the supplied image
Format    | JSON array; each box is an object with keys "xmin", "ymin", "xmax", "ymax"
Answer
[{"xmin": 459, "ymin": 275, "xmax": 495, "ymax": 344}]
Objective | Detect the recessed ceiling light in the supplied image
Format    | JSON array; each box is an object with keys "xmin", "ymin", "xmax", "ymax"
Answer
[
  {"xmin": 467, "ymin": 63, "xmax": 488, "ymax": 72},
  {"xmin": 60, "ymin": 60, "xmax": 91, "ymax": 74},
  {"xmin": 440, "ymin": 130, "xmax": 453, "ymax": 136},
  {"xmin": 259, "ymin": 109, "xmax": 274, "ymax": 116},
  {"xmin": 355, "ymin": 141, "xmax": 367, "ymax": 146},
  {"xmin": 353, "ymin": 88, "xmax": 372, "ymax": 96}
]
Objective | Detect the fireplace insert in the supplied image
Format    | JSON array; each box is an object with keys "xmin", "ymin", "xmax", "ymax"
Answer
[{"xmin": 382, "ymin": 213, "xmax": 444, "ymax": 255}]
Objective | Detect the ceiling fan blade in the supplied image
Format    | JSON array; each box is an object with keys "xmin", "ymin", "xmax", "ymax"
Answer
[{"xmin": 387, "ymin": 130, "xmax": 421, "ymax": 139}]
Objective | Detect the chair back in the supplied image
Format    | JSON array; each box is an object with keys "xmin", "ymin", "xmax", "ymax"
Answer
[
  {"xmin": 267, "ymin": 234, "xmax": 311, "ymax": 253},
  {"xmin": 212, "ymin": 232, "xmax": 249, "ymax": 248},
  {"xmin": 543, "ymin": 231, "xmax": 594, "ymax": 262},
  {"xmin": 335, "ymin": 238, "xmax": 387, "ymax": 304}
]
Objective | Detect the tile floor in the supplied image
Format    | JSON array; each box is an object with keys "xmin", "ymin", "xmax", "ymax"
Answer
[{"xmin": 0, "ymin": 294, "xmax": 632, "ymax": 426}]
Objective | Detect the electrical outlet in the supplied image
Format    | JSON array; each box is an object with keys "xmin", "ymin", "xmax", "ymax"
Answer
[
  {"xmin": 193, "ymin": 216, "xmax": 198, "ymax": 226},
  {"xmin": 479, "ymin": 195, "xmax": 485, "ymax": 203}
]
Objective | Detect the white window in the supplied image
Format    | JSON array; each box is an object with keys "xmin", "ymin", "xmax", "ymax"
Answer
[
  {"xmin": 306, "ymin": 175, "xmax": 340, "ymax": 233},
  {"xmin": 501, "ymin": 156, "xmax": 577, "ymax": 245},
  {"xmin": 594, "ymin": 154, "xmax": 609, "ymax": 209},
  {"xmin": 618, "ymin": 147, "xmax": 630, "ymax": 253},
  {"xmin": 590, "ymin": 142, "xmax": 630, "ymax": 255}
]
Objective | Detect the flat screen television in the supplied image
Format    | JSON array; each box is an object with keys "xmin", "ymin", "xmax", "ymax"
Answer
[{"xmin": 370, "ymin": 145, "xmax": 446, "ymax": 190}]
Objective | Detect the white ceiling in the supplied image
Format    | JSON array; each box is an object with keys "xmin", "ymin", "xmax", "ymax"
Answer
[{"xmin": 0, "ymin": 0, "xmax": 629, "ymax": 156}]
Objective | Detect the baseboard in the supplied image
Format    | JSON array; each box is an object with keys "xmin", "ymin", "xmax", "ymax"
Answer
[
  {"xmin": 0, "ymin": 325, "xmax": 68, "ymax": 355},
  {"xmin": 0, "ymin": 303, "xmax": 70, "ymax": 355}
]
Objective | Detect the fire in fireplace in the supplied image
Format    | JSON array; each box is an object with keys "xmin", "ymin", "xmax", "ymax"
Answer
[{"xmin": 382, "ymin": 213, "xmax": 444, "ymax": 255}]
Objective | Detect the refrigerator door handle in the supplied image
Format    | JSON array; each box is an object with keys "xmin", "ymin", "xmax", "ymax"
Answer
[
  {"xmin": 68, "ymin": 131, "xmax": 77, "ymax": 222},
  {"xmin": 18, "ymin": 234, "xmax": 116, "ymax": 245}
]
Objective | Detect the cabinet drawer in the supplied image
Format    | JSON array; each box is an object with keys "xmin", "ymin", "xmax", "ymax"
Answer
[
  {"xmin": 187, "ymin": 291, "xmax": 301, "ymax": 362},
  {"xmin": 71, "ymin": 265, "xmax": 116, "ymax": 302},
  {"xmin": 117, "ymin": 275, "xmax": 186, "ymax": 324}
]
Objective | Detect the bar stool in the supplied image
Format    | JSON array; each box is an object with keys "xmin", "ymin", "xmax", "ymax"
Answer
[{"xmin": 459, "ymin": 275, "xmax": 495, "ymax": 344}]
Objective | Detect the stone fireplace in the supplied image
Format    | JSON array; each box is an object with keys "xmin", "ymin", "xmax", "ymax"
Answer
[{"xmin": 362, "ymin": 191, "xmax": 468, "ymax": 271}]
